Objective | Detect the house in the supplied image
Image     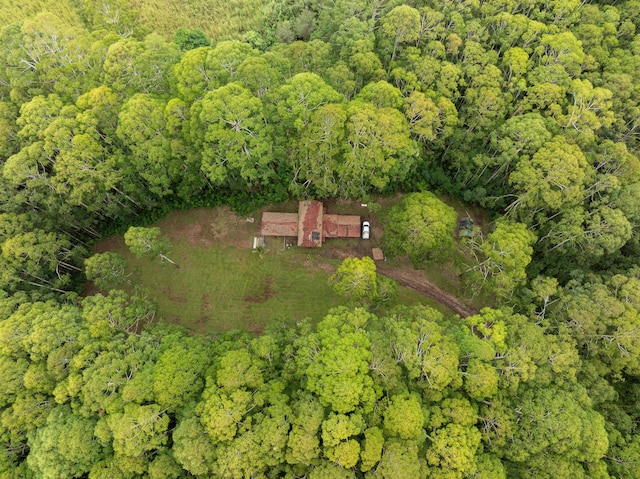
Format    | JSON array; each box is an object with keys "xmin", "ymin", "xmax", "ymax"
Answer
[{"xmin": 260, "ymin": 200, "xmax": 361, "ymax": 247}]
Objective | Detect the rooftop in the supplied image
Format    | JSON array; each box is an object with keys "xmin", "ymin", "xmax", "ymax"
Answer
[{"xmin": 260, "ymin": 201, "xmax": 361, "ymax": 247}]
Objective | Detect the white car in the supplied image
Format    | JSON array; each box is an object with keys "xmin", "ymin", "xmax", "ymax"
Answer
[{"xmin": 362, "ymin": 221, "xmax": 370, "ymax": 240}]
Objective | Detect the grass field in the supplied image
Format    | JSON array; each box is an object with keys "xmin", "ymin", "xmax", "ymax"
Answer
[
  {"xmin": 93, "ymin": 206, "xmax": 439, "ymax": 335},
  {"xmin": 0, "ymin": 0, "xmax": 266, "ymax": 43},
  {"xmin": 131, "ymin": 0, "xmax": 265, "ymax": 41}
]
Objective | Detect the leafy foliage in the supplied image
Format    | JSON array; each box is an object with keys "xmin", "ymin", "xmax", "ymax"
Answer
[
  {"xmin": 1, "ymin": 0, "xmax": 640, "ymax": 477},
  {"xmin": 384, "ymin": 192, "xmax": 457, "ymax": 263}
]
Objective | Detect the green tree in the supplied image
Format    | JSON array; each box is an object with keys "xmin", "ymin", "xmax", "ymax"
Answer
[
  {"xmin": 383, "ymin": 393, "xmax": 424, "ymax": 440},
  {"xmin": 329, "ymin": 257, "xmax": 378, "ymax": 304},
  {"xmin": 173, "ymin": 27, "xmax": 210, "ymax": 51},
  {"xmin": 285, "ymin": 394, "xmax": 324, "ymax": 466},
  {"xmin": 384, "ymin": 192, "xmax": 457, "ymax": 263},
  {"xmin": 84, "ymin": 252, "xmax": 129, "ymax": 291},
  {"xmin": 508, "ymin": 137, "xmax": 592, "ymax": 222},
  {"xmin": 171, "ymin": 413, "xmax": 216, "ymax": 476},
  {"xmin": 425, "ymin": 423, "xmax": 481, "ymax": 478},
  {"xmin": 381, "ymin": 5, "xmax": 422, "ymax": 63},
  {"xmin": 386, "ymin": 306, "xmax": 460, "ymax": 392},
  {"xmin": 291, "ymin": 103, "xmax": 346, "ymax": 197},
  {"xmin": 198, "ymin": 83, "xmax": 273, "ymax": 187},
  {"xmin": 107, "ymin": 403, "xmax": 170, "ymax": 470},
  {"xmin": 301, "ymin": 308, "xmax": 378, "ymax": 414},
  {"xmin": 26, "ymin": 405, "xmax": 103, "ymax": 479},
  {"xmin": 468, "ymin": 220, "xmax": 536, "ymax": 298},
  {"xmin": 81, "ymin": 289, "xmax": 156, "ymax": 338},
  {"xmin": 124, "ymin": 227, "xmax": 176, "ymax": 266},
  {"xmin": 338, "ymin": 102, "xmax": 418, "ymax": 198},
  {"xmin": 370, "ymin": 439, "xmax": 424, "ymax": 478},
  {"xmin": 153, "ymin": 335, "xmax": 211, "ymax": 411},
  {"xmin": 116, "ymin": 94, "xmax": 177, "ymax": 197},
  {"xmin": 355, "ymin": 81, "xmax": 404, "ymax": 109}
]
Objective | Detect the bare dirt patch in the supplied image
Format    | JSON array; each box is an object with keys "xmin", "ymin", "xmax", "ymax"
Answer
[
  {"xmin": 163, "ymin": 286, "xmax": 187, "ymax": 304},
  {"xmin": 243, "ymin": 276, "xmax": 275, "ymax": 303},
  {"xmin": 198, "ymin": 293, "xmax": 212, "ymax": 324},
  {"xmin": 303, "ymin": 256, "xmax": 336, "ymax": 274},
  {"xmin": 157, "ymin": 206, "xmax": 257, "ymax": 250},
  {"xmin": 181, "ymin": 223, "xmax": 206, "ymax": 246},
  {"xmin": 245, "ymin": 319, "xmax": 265, "ymax": 335}
]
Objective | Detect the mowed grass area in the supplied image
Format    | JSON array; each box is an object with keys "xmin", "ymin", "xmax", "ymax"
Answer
[{"xmin": 93, "ymin": 207, "xmax": 435, "ymax": 335}]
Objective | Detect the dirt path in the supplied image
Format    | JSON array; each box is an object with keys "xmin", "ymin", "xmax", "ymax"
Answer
[
  {"xmin": 375, "ymin": 264, "xmax": 478, "ymax": 318},
  {"xmin": 325, "ymin": 248, "xmax": 478, "ymax": 318}
]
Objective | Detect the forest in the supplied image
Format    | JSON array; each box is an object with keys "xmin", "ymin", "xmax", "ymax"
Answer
[{"xmin": 1, "ymin": 0, "xmax": 640, "ymax": 477}]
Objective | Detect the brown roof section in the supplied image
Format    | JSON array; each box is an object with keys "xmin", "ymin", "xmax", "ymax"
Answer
[
  {"xmin": 261, "ymin": 212, "xmax": 299, "ymax": 237},
  {"xmin": 260, "ymin": 201, "xmax": 361, "ymax": 247},
  {"xmin": 323, "ymin": 214, "xmax": 361, "ymax": 239},
  {"xmin": 298, "ymin": 200, "xmax": 323, "ymax": 247}
]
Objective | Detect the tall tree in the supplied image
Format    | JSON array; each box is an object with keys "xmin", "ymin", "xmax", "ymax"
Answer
[
  {"xmin": 124, "ymin": 226, "xmax": 176, "ymax": 266},
  {"xmin": 384, "ymin": 192, "xmax": 457, "ymax": 264}
]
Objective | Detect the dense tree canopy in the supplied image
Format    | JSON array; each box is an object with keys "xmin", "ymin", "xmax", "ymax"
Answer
[{"xmin": 1, "ymin": 0, "xmax": 640, "ymax": 477}]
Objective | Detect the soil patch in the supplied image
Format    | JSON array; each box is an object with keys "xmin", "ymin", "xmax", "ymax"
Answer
[
  {"xmin": 244, "ymin": 276, "xmax": 275, "ymax": 303},
  {"xmin": 157, "ymin": 206, "xmax": 256, "ymax": 250},
  {"xmin": 163, "ymin": 286, "xmax": 187, "ymax": 304},
  {"xmin": 325, "ymin": 247, "xmax": 478, "ymax": 318},
  {"xmin": 198, "ymin": 293, "xmax": 212, "ymax": 324}
]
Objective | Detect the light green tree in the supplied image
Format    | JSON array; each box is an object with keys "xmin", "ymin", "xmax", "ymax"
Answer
[
  {"xmin": 301, "ymin": 308, "xmax": 378, "ymax": 414},
  {"xmin": 26, "ymin": 405, "xmax": 103, "ymax": 479},
  {"xmin": 383, "ymin": 393, "xmax": 424, "ymax": 440},
  {"xmin": 84, "ymin": 252, "xmax": 129, "ymax": 291},
  {"xmin": 384, "ymin": 192, "xmax": 457, "ymax": 263},
  {"xmin": 329, "ymin": 257, "xmax": 378, "ymax": 304},
  {"xmin": 381, "ymin": 5, "xmax": 422, "ymax": 63},
  {"xmin": 124, "ymin": 226, "xmax": 176, "ymax": 266},
  {"xmin": 198, "ymin": 83, "xmax": 273, "ymax": 186},
  {"xmin": 469, "ymin": 220, "xmax": 536, "ymax": 298},
  {"xmin": 338, "ymin": 102, "xmax": 418, "ymax": 198}
]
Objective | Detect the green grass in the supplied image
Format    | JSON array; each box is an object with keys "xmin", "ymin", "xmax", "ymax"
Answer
[
  {"xmin": 131, "ymin": 0, "xmax": 266, "ymax": 41},
  {"xmin": 93, "ymin": 207, "xmax": 444, "ymax": 335},
  {"xmin": 0, "ymin": 0, "xmax": 82, "ymax": 28},
  {"xmin": 0, "ymin": 0, "xmax": 267, "ymax": 43},
  {"xmin": 102, "ymin": 238, "xmax": 344, "ymax": 334}
]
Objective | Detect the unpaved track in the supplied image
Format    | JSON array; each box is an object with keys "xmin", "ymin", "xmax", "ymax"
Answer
[
  {"xmin": 375, "ymin": 264, "xmax": 478, "ymax": 317},
  {"xmin": 326, "ymin": 248, "xmax": 478, "ymax": 318}
]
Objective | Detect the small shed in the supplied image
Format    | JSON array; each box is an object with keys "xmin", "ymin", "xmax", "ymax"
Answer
[{"xmin": 372, "ymin": 248, "xmax": 385, "ymax": 261}]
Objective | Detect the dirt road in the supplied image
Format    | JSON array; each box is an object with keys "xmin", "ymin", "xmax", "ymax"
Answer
[
  {"xmin": 375, "ymin": 264, "xmax": 478, "ymax": 317},
  {"xmin": 325, "ymin": 248, "xmax": 478, "ymax": 318}
]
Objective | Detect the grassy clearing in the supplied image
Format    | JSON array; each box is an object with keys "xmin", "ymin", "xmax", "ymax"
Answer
[
  {"xmin": 1, "ymin": 0, "xmax": 266, "ymax": 42},
  {"xmin": 131, "ymin": 0, "xmax": 265, "ymax": 41},
  {"xmin": 0, "ymin": 0, "xmax": 82, "ymax": 27},
  {"xmin": 93, "ymin": 207, "xmax": 439, "ymax": 335}
]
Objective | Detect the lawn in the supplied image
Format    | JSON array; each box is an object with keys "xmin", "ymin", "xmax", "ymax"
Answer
[{"xmin": 92, "ymin": 206, "xmax": 437, "ymax": 335}]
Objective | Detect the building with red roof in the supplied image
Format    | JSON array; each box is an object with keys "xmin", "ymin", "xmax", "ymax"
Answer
[{"xmin": 260, "ymin": 201, "xmax": 361, "ymax": 247}]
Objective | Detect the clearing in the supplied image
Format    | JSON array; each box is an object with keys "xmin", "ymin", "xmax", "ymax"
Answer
[{"xmin": 91, "ymin": 202, "xmax": 459, "ymax": 334}]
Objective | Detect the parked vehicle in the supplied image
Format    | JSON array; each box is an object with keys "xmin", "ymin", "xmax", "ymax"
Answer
[{"xmin": 362, "ymin": 221, "xmax": 370, "ymax": 240}]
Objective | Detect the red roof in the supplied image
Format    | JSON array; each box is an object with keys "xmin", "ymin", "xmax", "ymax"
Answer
[
  {"xmin": 260, "ymin": 201, "xmax": 360, "ymax": 248},
  {"xmin": 261, "ymin": 212, "xmax": 298, "ymax": 237},
  {"xmin": 323, "ymin": 214, "xmax": 361, "ymax": 239},
  {"xmin": 298, "ymin": 200, "xmax": 323, "ymax": 247}
]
